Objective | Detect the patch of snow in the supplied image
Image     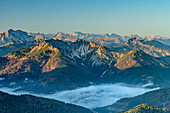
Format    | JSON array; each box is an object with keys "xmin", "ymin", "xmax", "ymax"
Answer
[
  {"xmin": 109, "ymin": 60, "xmax": 112, "ymax": 68},
  {"xmin": 92, "ymin": 61, "xmax": 95, "ymax": 67},
  {"xmin": 81, "ymin": 63, "xmax": 87, "ymax": 68},
  {"xmin": 25, "ymin": 78, "xmax": 28, "ymax": 81},
  {"xmin": 141, "ymin": 82, "xmax": 154, "ymax": 87},
  {"xmin": 101, "ymin": 69, "xmax": 109, "ymax": 77},
  {"xmin": 9, "ymin": 82, "xmax": 16, "ymax": 86},
  {"xmin": 0, "ymin": 78, "xmax": 5, "ymax": 81},
  {"xmin": 89, "ymin": 82, "xmax": 94, "ymax": 85},
  {"xmin": 72, "ymin": 50, "xmax": 80, "ymax": 58}
]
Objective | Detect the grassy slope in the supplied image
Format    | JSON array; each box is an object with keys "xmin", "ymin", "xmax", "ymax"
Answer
[{"xmin": 119, "ymin": 104, "xmax": 170, "ymax": 113}]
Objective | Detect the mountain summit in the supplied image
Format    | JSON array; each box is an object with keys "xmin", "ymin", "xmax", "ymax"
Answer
[{"xmin": 0, "ymin": 29, "xmax": 33, "ymax": 46}]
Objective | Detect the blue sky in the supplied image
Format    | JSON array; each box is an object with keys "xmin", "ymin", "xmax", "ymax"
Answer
[{"xmin": 1, "ymin": 0, "xmax": 170, "ymax": 36}]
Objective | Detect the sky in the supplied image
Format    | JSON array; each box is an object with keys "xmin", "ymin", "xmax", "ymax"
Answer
[{"xmin": 1, "ymin": 0, "xmax": 170, "ymax": 37}]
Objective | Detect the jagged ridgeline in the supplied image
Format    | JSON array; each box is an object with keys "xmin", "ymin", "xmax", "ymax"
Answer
[
  {"xmin": 111, "ymin": 37, "xmax": 170, "ymax": 57},
  {"xmin": 1, "ymin": 29, "xmax": 170, "ymax": 58},
  {"xmin": 0, "ymin": 29, "xmax": 49, "ymax": 56},
  {"xmin": 0, "ymin": 39, "xmax": 170, "ymax": 93}
]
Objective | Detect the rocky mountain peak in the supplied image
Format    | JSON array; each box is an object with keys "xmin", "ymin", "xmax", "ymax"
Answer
[
  {"xmin": 5, "ymin": 29, "xmax": 14, "ymax": 37},
  {"xmin": 124, "ymin": 36, "xmax": 143, "ymax": 45},
  {"xmin": 0, "ymin": 29, "xmax": 33, "ymax": 47},
  {"xmin": 89, "ymin": 41, "xmax": 99, "ymax": 47}
]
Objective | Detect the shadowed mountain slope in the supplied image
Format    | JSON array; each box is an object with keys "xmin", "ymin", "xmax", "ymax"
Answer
[{"xmin": 0, "ymin": 91, "xmax": 93, "ymax": 113}]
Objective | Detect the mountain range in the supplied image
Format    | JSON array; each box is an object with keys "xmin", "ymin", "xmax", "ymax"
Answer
[
  {"xmin": 29, "ymin": 31, "xmax": 170, "ymax": 46},
  {"xmin": 1, "ymin": 29, "xmax": 170, "ymax": 58},
  {"xmin": 111, "ymin": 37, "xmax": 170, "ymax": 57},
  {"xmin": 0, "ymin": 29, "xmax": 170, "ymax": 113}
]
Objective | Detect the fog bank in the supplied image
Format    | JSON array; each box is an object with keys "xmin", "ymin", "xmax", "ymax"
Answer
[{"xmin": 0, "ymin": 83, "xmax": 159, "ymax": 109}]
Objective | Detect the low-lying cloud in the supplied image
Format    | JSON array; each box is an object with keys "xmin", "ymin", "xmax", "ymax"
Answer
[{"xmin": 0, "ymin": 83, "xmax": 159, "ymax": 109}]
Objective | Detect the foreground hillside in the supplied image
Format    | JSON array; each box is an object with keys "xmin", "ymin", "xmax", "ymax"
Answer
[
  {"xmin": 94, "ymin": 87, "xmax": 170, "ymax": 113},
  {"xmin": 119, "ymin": 104, "xmax": 170, "ymax": 113},
  {"xmin": 0, "ymin": 39, "xmax": 170, "ymax": 93},
  {"xmin": 0, "ymin": 91, "xmax": 93, "ymax": 113}
]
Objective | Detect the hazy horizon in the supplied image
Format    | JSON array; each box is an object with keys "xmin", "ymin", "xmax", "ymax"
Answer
[{"xmin": 1, "ymin": 28, "xmax": 170, "ymax": 38}]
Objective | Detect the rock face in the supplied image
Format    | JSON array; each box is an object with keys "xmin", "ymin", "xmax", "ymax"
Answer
[
  {"xmin": 0, "ymin": 91, "xmax": 93, "ymax": 113},
  {"xmin": 0, "ymin": 39, "xmax": 169, "ymax": 93},
  {"xmin": 0, "ymin": 29, "xmax": 33, "ymax": 46},
  {"xmin": 94, "ymin": 88, "xmax": 170, "ymax": 113},
  {"xmin": 0, "ymin": 29, "xmax": 50, "ymax": 57}
]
